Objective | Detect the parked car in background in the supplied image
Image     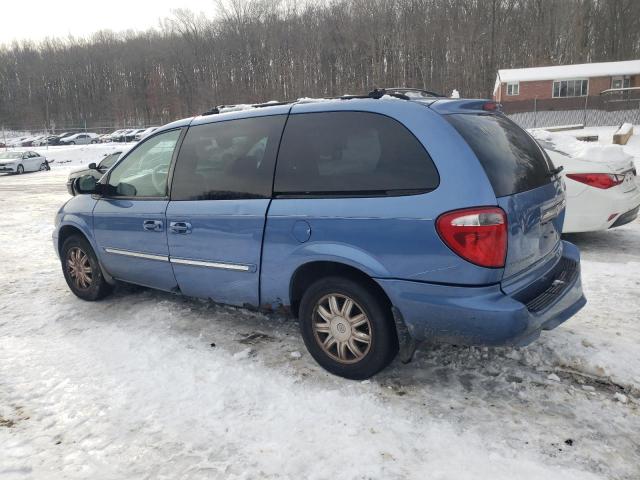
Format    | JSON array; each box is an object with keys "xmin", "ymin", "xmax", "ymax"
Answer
[
  {"xmin": 98, "ymin": 133, "xmax": 112, "ymax": 143},
  {"xmin": 111, "ymin": 129, "xmax": 131, "ymax": 142},
  {"xmin": 123, "ymin": 129, "xmax": 145, "ymax": 142},
  {"xmin": 539, "ymin": 139, "xmax": 640, "ymax": 233},
  {"xmin": 134, "ymin": 127, "xmax": 158, "ymax": 141},
  {"xmin": 47, "ymin": 132, "xmax": 74, "ymax": 145},
  {"xmin": 54, "ymin": 93, "xmax": 586, "ymax": 379},
  {"xmin": 106, "ymin": 129, "xmax": 127, "ymax": 142},
  {"xmin": 66, "ymin": 151, "xmax": 122, "ymax": 195},
  {"xmin": 59, "ymin": 133, "xmax": 99, "ymax": 145},
  {"xmin": 0, "ymin": 150, "xmax": 49, "ymax": 174},
  {"xmin": 32, "ymin": 135, "xmax": 50, "ymax": 146},
  {"xmin": 17, "ymin": 136, "xmax": 41, "ymax": 147}
]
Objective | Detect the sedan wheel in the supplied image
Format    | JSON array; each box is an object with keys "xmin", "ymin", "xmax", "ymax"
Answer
[
  {"xmin": 16, "ymin": 164, "xmax": 24, "ymax": 174},
  {"xmin": 39, "ymin": 163, "xmax": 48, "ymax": 171}
]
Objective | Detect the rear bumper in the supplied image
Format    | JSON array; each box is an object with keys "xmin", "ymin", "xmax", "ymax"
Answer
[
  {"xmin": 376, "ymin": 241, "xmax": 585, "ymax": 346},
  {"xmin": 563, "ymin": 184, "xmax": 640, "ymax": 233}
]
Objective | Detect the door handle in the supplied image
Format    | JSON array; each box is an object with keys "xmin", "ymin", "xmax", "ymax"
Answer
[
  {"xmin": 169, "ymin": 221, "xmax": 192, "ymax": 234},
  {"xmin": 143, "ymin": 220, "xmax": 164, "ymax": 232}
]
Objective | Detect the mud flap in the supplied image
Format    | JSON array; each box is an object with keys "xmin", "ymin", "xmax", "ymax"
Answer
[{"xmin": 392, "ymin": 306, "xmax": 417, "ymax": 364}]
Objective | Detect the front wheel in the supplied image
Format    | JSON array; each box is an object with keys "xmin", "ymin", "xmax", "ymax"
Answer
[
  {"xmin": 69, "ymin": 141, "xmax": 75, "ymax": 145},
  {"xmin": 61, "ymin": 235, "xmax": 113, "ymax": 301},
  {"xmin": 16, "ymin": 164, "xmax": 24, "ymax": 174},
  {"xmin": 299, "ymin": 277, "xmax": 398, "ymax": 380}
]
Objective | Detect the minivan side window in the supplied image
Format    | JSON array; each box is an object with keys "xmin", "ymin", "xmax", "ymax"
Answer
[
  {"xmin": 273, "ymin": 112, "xmax": 439, "ymax": 195},
  {"xmin": 107, "ymin": 129, "xmax": 181, "ymax": 197},
  {"xmin": 171, "ymin": 115, "xmax": 287, "ymax": 200}
]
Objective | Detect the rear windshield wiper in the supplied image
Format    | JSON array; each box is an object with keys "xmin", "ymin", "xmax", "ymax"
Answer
[{"xmin": 547, "ymin": 166, "xmax": 564, "ymax": 177}]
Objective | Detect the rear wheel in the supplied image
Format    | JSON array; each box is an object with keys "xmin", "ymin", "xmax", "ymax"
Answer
[
  {"xmin": 16, "ymin": 164, "xmax": 24, "ymax": 174},
  {"xmin": 299, "ymin": 277, "xmax": 398, "ymax": 379},
  {"xmin": 61, "ymin": 235, "xmax": 112, "ymax": 301},
  {"xmin": 69, "ymin": 141, "xmax": 75, "ymax": 145}
]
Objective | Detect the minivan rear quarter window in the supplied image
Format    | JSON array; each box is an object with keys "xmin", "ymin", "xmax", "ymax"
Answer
[
  {"xmin": 274, "ymin": 111, "xmax": 439, "ymax": 195},
  {"xmin": 445, "ymin": 114, "xmax": 553, "ymax": 197}
]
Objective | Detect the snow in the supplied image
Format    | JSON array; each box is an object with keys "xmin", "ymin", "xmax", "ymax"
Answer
[
  {"xmin": 576, "ymin": 144, "xmax": 633, "ymax": 163},
  {"xmin": 531, "ymin": 124, "xmax": 640, "ymax": 170},
  {"xmin": 617, "ymin": 123, "xmax": 634, "ymax": 136},
  {"xmin": 450, "ymin": 89, "xmax": 460, "ymax": 99},
  {"xmin": 495, "ymin": 59, "xmax": 640, "ymax": 93},
  {"xmin": 1, "ymin": 168, "xmax": 640, "ymax": 479}
]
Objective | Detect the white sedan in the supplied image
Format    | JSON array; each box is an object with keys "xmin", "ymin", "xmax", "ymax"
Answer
[
  {"xmin": 59, "ymin": 133, "xmax": 99, "ymax": 145},
  {"xmin": 540, "ymin": 140, "xmax": 640, "ymax": 233},
  {"xmin": 0, "ymin": 151, "xmax": 49, "ymax": 174}
]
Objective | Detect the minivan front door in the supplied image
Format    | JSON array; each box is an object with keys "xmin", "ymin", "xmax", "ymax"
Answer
[
  {"xmin": 166, "ymin": 113, "xmax": 288, "ymax": 307},
  {"xmin": 93, "ymin": 129, "xmax": 183, "ymax": 291}
]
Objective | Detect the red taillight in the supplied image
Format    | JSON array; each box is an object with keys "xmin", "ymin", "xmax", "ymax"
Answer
[
  {"xmin": 482, "ymin": 102, "xmax": 501, "ymax": 112},
  {"xmin": 436, "ymin": 207, "xmax": 507, "ymax": 268},
  {"xmin": 566, "ymin": 173, "xmax": 624, "ymax": 189}
]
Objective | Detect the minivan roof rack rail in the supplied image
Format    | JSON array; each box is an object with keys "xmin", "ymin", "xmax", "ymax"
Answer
[
  {"xmin": 201, "ymin": 100, "xmax": 291, "ymax": 116},
  {"xmin": 382, "ymin": 87, "xmax": 446, "ymax": 98}
]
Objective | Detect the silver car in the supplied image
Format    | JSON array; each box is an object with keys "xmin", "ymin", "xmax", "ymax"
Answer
[{"xmin": 59, "ymin": 133, "xmax": 99, "ymax": 145}]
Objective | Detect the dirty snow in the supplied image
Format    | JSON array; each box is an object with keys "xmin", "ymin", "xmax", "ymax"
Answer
[{"xmin": 0, "ymin": 156, "xmax": 639, "ymax": 479}]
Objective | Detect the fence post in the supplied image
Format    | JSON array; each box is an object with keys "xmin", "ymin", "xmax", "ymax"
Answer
[{"xmin": 583, "ymin": 96, "xmax": 588, "ymax": 127}]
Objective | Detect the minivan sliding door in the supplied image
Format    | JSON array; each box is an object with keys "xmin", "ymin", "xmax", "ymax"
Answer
[{"xmin": 166, "ymin": 113, "xmax": 288, "ymax": 307}]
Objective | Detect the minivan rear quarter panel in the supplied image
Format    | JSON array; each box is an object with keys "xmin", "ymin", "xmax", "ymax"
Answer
[{"xmin": 260, "ymin": 100, "xmax": 504, "ymax": 308}]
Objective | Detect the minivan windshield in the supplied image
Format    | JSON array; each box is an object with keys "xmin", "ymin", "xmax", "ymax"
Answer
[{"xmin": 446, "ymin": 114, "xmax": 554, "ymax": 197}]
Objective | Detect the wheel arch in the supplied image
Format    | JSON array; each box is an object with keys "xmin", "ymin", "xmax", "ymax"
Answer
[
  {"xmin": 57, "ymin": 222, "xmax": 116, "ymax": 285},
  {"xmin": 288, "ymin": 260, "xmax": 392, "ymax": 319}
]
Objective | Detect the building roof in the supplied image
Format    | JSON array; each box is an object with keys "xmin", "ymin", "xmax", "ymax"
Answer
[{"xmin": 493, "ymin": 59, "xmax": 640, "ymax": 94}]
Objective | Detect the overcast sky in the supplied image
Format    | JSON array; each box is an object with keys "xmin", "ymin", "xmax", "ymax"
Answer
[{"xmin": 1, "ymin": 0, "xmax": 218, "ymax": 45}]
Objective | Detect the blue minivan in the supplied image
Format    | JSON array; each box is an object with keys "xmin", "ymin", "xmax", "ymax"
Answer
[{"xmin": 54, "ymin": 90, "xmax": 586, "ymax": 379}]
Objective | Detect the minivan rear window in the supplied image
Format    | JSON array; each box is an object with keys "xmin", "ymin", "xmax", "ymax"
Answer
[{"xmin": 445, "ymin": 114, "xmax": 553, "ymax": 197}]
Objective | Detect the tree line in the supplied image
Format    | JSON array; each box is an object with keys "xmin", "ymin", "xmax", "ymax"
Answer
[{"xmin": 1, "ymin": 0, "xmax": 639, "ymax": 131}]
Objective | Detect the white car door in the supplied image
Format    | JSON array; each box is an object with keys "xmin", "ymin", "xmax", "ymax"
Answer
[
  {"xmin": 20, "ymin": 152, "xmax": 34, "ymax": 171},
  {"xmin": 30, "ymin": 152, "xmax": 44, "ymax": 171}
]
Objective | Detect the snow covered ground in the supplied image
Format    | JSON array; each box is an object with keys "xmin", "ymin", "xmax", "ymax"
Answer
[{"xmin": 1, "ymin": 146, "xmax": 639, "ymax": 479}]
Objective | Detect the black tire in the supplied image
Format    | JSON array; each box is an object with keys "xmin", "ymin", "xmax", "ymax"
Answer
[
  {"xmin": 90, "ymin": 140, "xmax": 97, "ymax": 144},
  {"xmin": 69, "ymin": 141, "xmax": 75, "ymax": 145},
  {"xmin": 16, "ymin": 164, "xmax": 24, "ymax": 174},
  {"xmin": 61, "ymin": 235, "xmax": 113, "ymax": 301},
  {"xmin": 299, "ymin": 276, "xmax": 398, "ymax": 380}
]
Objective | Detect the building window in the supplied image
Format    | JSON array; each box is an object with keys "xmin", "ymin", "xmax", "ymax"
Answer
[
  {"xmin": 506, "ymin": 82, "xmax": 519, "ymax": 96},
  {"xmin": 552, "ymin": 79, "xmax": 588, "ymax": 98},
  {"xmin": 611, "ymin": 76, "xmax": 631, "ymax": 89}
]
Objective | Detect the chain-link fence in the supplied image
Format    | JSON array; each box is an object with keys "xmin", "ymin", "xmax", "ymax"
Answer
[{"xmin": 505, "ymin": 88, "xmax": 640, "ymax": 129}]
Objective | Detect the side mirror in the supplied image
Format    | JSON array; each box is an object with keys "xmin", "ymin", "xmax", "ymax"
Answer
[
  {"xmin": 88, "ymin": 162, "xmax": 97, "ymax": 170},
  {"xmin": 75, "ymin": 175, "xmax": 98, "ymax": 195}
]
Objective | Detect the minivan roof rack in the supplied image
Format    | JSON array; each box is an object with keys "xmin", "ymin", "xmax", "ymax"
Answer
[
  {"xmin": 201, "ymin": 100, "xmax": 291, "ymax": 116},
  {"xmin": 200, "ymin": 87, "xmax": 446, "ymax": 116},
  {"xmin": 382, "ymin": 87, "xmax": 446, "ymax": 98}
]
